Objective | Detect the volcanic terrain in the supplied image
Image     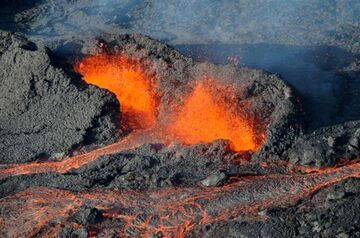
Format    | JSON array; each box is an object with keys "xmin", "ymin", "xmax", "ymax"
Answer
[{"xmin": 0, "ymin": 1, "xmax": 360, "ymax": 238}]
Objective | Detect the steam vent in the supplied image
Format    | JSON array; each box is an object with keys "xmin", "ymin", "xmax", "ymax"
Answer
[{"xmin": 1, "ymin": 1, "xmax": 360, "ymax": 237}]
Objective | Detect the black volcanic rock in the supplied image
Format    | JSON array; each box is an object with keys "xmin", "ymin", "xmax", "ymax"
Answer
[
  {"xmin": 82, "ymin": 34, "xmax": 301, "ymax": 161},
  {"xmin": 286, "ymin": 120, "xmax": 360, "ymax": 167},
  {"xmin": 0, "ymin": 31, "xmax": 358, "ymax": 237},
  {"xmin": 0, "ymin": 141, "xmax": 235, "ymax": 197},
  {"xmin": 0, "ymin": 1, "xmax": 358, "ymax": 237},
  {"xmin": 0, "ymin": 35, "xmax": 121, "ymax": 164},
  {"xmin": 189, "ymin": 178, "xmax": 360, "ymax": 238},
  {"xmin": 71, "ymin": 206, "xmax": 102, "ymax": 225}
]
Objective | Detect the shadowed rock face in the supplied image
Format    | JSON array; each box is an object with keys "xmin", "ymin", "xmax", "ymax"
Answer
[
  {"xmin": 0, "ymin": 34, "xmax": 122, "ymax": 164},
  {"xmin": 286, "ymin": 121, "xmax": 360, "ymax": 167}
]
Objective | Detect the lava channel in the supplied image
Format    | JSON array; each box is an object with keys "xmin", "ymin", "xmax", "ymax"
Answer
[{"xmin": 1, "ymin": 161, "xmax": 359, "ymax": 237}]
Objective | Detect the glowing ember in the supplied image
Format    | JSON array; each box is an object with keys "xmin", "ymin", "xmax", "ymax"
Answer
[
  {"xmin": 75, "ymin": 54, "xmax": 157, "ymax": 129},
  {"xmin": 168, "ymin": 79, "xmax": 258, "ymax": 152}
]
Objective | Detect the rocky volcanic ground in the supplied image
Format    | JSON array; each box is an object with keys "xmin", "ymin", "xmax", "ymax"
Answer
[{"xmin": 0, "ymin": 1, "xmax": 360, "ymax": 237}]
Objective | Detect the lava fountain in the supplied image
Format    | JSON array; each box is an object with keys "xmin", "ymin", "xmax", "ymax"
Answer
[
  {"xmin": 0, "ymin": 52, "xmax": 262, "ymax": 178},
  {"xmin": 0, "ymin": 34, "xmax": 358, "ymax": 238},
  {"xmin": 75, "ymin": 54, "xmax": 157, "ymax": 129},
  {"xmin": 168, "ymin": 78, "xmax": 258, "ymax": 152},
  {"xmin": 75, "ymin": 53, "xmax": 261, "ymax": 151}
]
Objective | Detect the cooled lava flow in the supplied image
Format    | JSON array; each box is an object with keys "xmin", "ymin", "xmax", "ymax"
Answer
[
  {"xmin": 0, "ymin": 52, "xmax": 262, "ymax": 178},
  {"xmin": 1, "ymin": 162, "xmax": 359, "ymax": 237}
]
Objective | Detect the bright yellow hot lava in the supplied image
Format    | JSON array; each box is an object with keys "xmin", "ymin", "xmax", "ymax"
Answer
[
  {"xmin": 75, "ymin": 54, "xmax": 156, "ymax": 129},
  {"xmin": 168, "ymin": 79, "xmax": 258, "ymax": 152}
]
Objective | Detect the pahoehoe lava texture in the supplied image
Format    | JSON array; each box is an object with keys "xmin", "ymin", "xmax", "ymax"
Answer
[
  {"xmin": 0, "ymin": 141, "xmax": 237, "ymax": 198},
  {"xmin": 0, "ymin": 33, "xmax": 121, "ymax": 164},
  {"xmin": 2, "ymin": 164, "xmax": 360, "ymax": 237}
]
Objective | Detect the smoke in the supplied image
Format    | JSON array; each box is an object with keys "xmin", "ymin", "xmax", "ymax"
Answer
[
  {"xmin": 10, "ymin": 0, "xmax": 358, "ymax": 47},
  {"xmin": 2, "ymin": 0, "xmax": 359, "ymax": 129}
]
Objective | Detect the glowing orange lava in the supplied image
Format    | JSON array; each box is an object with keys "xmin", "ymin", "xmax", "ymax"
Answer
[
  {"xmin": 1, "ymin": 161, "xmax": 360, "ymax": 237},
  {"xmin": 76, "ymin": 53, "xmax": 260, "ymax": 152},
  {"xmin": 0, "ymin": 59, "xmax": 265, "ymax": 179},
  {"xmin": 0, "ymin": 54, "xmax": 266, "ymax": 179},
  {"xmin": 75, "ymin": 54, "xmax": 157, "ymax": 129},
  {"xmin": 168, "ymin": 79, "xmax": 258, "ymax": 152}
]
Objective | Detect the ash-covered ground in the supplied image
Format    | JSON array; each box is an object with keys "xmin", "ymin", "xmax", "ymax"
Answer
[{"xmin": 0, "ymin": 1, "xmax": 360, "ymax": 237}]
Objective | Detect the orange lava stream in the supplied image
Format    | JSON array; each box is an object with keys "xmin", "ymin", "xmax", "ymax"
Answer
[
  {"xmin": 1, "ymin": 51, "xmax": 358, "ymax": 237},
  {"xmin": 0, "ymin": 129, "xmax": 165, "ymax": 178},
  {"xmin": 1, "ymin": 161, "xmax": 360, "ymax": 237}
]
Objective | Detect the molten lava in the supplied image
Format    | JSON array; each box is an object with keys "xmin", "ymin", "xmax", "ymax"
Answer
[
  {"xmin": 0, "ymin": 59, "xmax": 264, "ymax": 178},
  {"xmin": 1, "ymin": 161, "xmax": 360, "ymax": 237},
  {"xmin": 75, "ymin": 54, "xmax": 157, "ymax": 129},
  {"xmin": 0, "ymin": 51, "xmax": 359, "ymax": 237},
  {"xmin": 169, "ymin": 79, "xmax": 258, "ymax": 152},
  {"xmin": 75, "ymin": 53, "xmax": 260, "ymax": 153}
]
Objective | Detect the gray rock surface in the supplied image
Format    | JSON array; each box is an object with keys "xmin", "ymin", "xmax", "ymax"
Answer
[
  {"xmin": 0, "ymin": 35, "xmax": 121, "ymax": 163},
  {"xmin": 286, "ymin": 120, "xmax": 360, "ymax": 167},
  {"xmin": 189, "ymin": 178, "xmax": 360, "ymax": 238},
  {"xmin": 0, "ymin": 3, "xmax": 359, "ymax": 234},
  {"xmin": 201, "ymin": 171, "xmax": 228, "ymax": 187}
]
